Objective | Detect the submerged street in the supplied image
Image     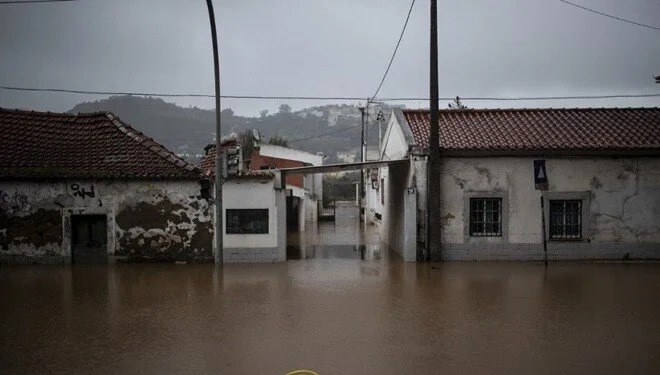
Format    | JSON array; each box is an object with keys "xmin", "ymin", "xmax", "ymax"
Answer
[{"xmin": 1, "ymin": 204, "xmax": 658, "ymax": 374}]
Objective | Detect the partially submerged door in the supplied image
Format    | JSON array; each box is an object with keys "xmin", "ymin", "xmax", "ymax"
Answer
[
  {"xmin": 71, "ymin": 215, "xmax": 108, "ymax": 264},
  {"xmin": 286, "ymin": 196, "xmax": 300, "ymax": 232}
]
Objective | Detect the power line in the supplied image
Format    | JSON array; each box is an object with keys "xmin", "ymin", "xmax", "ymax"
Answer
[
  {"xmin": 0, "ymin": 85, "xmax": 366, "ymax": 100},
  {"xmin": 381, "ymin": 94, "xmax": 660, "ymax": 101},
  {"xmin": 559, "ymin": 0, "xmax": 660, "ymax": 32},
  {"xmin": 368, "ymin": 0, "xmax": 416, "ymax": 103},
  {"xmin": 1, "ymin": 85, "xmax": 659, "ymax": 102},
  {"xmin": 0, "ymin": 0, "xmax": 79, "ymax": 4},
  {"xmin": 384, "ymin": 93, "xmax": 660, "ymax": 101}
]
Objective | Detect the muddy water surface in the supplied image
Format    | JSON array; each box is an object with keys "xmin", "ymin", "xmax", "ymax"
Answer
[{"xmin": 1, "ymin": 204, "xmax": 659, "ymax": 374}]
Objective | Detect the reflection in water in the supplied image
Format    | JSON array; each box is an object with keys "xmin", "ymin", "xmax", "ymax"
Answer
[{"xmin": 288, "ymin": 202, "xmax": 381, "ymax": 261}]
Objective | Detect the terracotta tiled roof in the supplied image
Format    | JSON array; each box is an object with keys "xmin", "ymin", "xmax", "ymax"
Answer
[
  {"xmin": 227, "ymin": 170, "xmax": 275, "ymax": 180},
  {"xmin": 0, "ymin": 108, "xmax": 200, "ymax": 179},
  {"xmin": 402, "ymin": 108, "xmax": 660, "ymax": 154},
  {"xmin": 250, "ymin": 152, "xmax": 304, "ymax": 187}
]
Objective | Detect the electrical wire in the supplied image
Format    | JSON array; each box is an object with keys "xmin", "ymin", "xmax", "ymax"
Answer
[
  {"xmin": 368, "ymin": 0, "xmax": 416, "ymax": 104},
  {"xmin": 2, "ymin": 85, "xmax": 658, "ymax": 102},
  {"xmin": 0, "ymin": 0, "xmax": 79, "ymax": 4},
  {"xmin": 559, "ymin": 0, "xmax": 660, "ymax": 32}
]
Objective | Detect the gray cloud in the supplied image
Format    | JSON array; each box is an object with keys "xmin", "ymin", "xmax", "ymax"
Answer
[{"xmin": 0, "ymin": 0, "xmax": 658, "ymax": 115}]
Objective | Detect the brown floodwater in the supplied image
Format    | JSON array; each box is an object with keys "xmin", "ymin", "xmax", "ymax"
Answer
[{"xmin": 1, "ymin": 204, "xmax": 659, "ymax": 374}]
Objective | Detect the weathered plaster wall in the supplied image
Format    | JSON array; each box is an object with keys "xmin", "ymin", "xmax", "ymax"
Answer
[
  {"xmin": 0, "ymin": 185, "xmax": 62, "ymax": 258},
  {"xmin": 111, "ymin": 181, "xmax": 212, "ymax": 262},
  {"xmin": 434, "ymin": 156, "xmax": 660, "ymax": 260},
  {"xmin": 0, "ymin": 180, "xmax": 212, "ymax": 263}
]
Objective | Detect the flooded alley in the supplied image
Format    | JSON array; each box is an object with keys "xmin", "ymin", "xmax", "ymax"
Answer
[
  {"xmin": 287, "ymin": 201, "xmax": 381, "ymax": 260},
  {"xmin": 1, "ymin": 258, "xmax": 659, "ymax": 374}
]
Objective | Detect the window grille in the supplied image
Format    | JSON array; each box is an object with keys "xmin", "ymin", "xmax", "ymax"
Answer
[
  {"xmin": 549, "ymin": 200, "xmax": 582, "ymax": 240},
  {"xmin": 469, "ymin": 198, "xmax": 502, "ymax": 236}
]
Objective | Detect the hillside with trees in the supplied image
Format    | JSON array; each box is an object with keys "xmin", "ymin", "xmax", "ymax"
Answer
[{"xmin": 69, "ymin": 96, "xmax": 398, "ymax": 161}]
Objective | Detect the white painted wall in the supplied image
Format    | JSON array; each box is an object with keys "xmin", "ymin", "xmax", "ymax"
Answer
[
  {"xmin": 219, "ymin": 178, "xmax": 287, "ymax": 262},
  {"xmin": 379, "ymin": 111, "xmax": 410, "ymax": 161},
  {"xmin": 379, "ymin": 161, "xmax": 417, "ymax": 261},
  {"xmin": 259, "ymin": 144, "xmax": 324, "ymax": 220},
  {"xmin": 222, "ymin": 179, "xmax": 278, "ymax": 248}
]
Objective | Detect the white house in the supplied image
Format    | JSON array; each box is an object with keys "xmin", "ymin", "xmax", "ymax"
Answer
[
  {"xmin": 255, "ymin": 144, "xmax": 324, "ymax": 225},
  {"xmin": 200, "ymin": 145, "xmax": 287, "ymax": 263},
  {"xmin": 368, "ymin": 107, "xmax": 660, "ymax": 261}
]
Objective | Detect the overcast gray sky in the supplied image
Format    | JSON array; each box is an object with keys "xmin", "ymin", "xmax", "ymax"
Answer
[{"xmin": 0, "ymin": 0, "xmax": 659, "ymax": 116}]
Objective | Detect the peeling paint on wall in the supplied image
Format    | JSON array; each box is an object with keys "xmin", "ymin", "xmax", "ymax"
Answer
[
  {"xmin": 115, "ymin": 193, "xmax": 213, "ymax": 262},
  {"xmin": 0, "ymin": 208, "xmax": 62, "ymax": 255},
  {"xmin": 0, "ymin": 191, "xmax": 30, "ymax": 215},
  {"xmin": 0, "ymin": 181, "xmax": 213, "ymax": 263}
]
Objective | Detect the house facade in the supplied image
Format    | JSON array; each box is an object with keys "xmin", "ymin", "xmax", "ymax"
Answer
[
  {"xmin": 368, "ymin": 107, "xmax": 660, "ymax": 261},
  {"xmin": 1, "ymin": 109, "xmax": 288, "ymax": 264},
  {"xmin": 256, "ymin": 144, "xmax": 324, "ymax": 224},
  {"xmin": 0, "ymin": 108, "xmax": 213, "ymax": 263},
  {"xmin": 199, "ymin": 144, "xmax": 287, "ymax": 263}
]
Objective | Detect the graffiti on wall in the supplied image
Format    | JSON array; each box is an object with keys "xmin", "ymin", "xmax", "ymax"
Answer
[
  {"xmin": 0, "ymin": 191, "xmax": 30, "ymax": 215},
  {"xmin": 69, "ymin": 183, "xmax": 96, "ymax": 199}
]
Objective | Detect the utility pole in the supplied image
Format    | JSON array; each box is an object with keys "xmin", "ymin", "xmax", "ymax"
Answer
[
  {"xmin": 377, "ymin": 110, "xmax": 384, "ymax": 155},
  {"xmin": 206, "ymin": 0, "xmax": 223, "ymax": 264},
  {"xmin": 427, "ymin": 0, "xmax": 441, "ymax": 261},
  {"xmin": 359, "ymin": 105, "xmax": 366, "ymax": 220}
]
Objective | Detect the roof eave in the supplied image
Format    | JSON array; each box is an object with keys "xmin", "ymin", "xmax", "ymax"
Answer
[{"xmin": 414, "ymin": 147, "xmax": 660, "ymax": 157}]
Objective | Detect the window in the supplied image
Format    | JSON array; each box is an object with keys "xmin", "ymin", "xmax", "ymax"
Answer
[
  {"xmin": 469, "ymin": 198, "xmax": 502, "ymax": 236},
  {"xmin": 549, "ymin": 200, "xmax": 582, "ymax": 240},
  {"xmin": 226, "ymin": 209, "xmax": 269, "ymax": 234}
]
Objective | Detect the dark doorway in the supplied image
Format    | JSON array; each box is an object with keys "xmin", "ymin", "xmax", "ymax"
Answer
[
  {"xmin": 286, "ymin": 196, "xmax": 300, "ymax": 232},
  {"xmin": 71, "ymin": 215, "xmax": 108, "ymax": 264}
]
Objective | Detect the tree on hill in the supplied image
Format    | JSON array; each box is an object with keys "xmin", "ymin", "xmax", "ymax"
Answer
[
  {"xmin": 238, "ymin": 130, "xmax": 257, "ymax": 162},
  {"xmin": 221, "ymin": 108, "xmax": 234, "ymax": 118},
  {"xmin": 268, "ymin": 136, "xmax": 288, "ymax": 147},
  {"xmin": 448, "ymin": 96, "xmax": 468, "ymax": 109}
]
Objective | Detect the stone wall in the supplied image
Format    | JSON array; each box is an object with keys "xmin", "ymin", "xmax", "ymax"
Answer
[{"xmin": 0, "ymin": 180, "xmax": 212, "ymax": 263}]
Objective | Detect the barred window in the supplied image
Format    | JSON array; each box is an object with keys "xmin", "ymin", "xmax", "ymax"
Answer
[
  {"xmin": 549, "ymin": 200, "xmax": 582, "ymax": 240},
  {"xmin": 469, "ymin": 198, "xmax": 502, "ymax": 236}
]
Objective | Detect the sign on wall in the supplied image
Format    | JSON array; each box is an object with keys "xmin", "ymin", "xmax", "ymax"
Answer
[{"xmin": 533, "ymin": 160, "xmax": 548, "ymax": 190}]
